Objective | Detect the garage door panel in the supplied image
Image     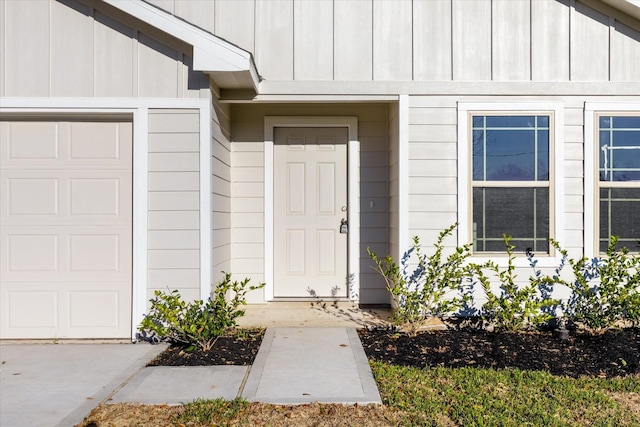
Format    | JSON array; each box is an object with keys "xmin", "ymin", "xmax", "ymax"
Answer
[
  {"xmin": 2, "ymin": 227, "xmax": 131, "ymax": 280},
  {"xmin": 2, "ymin": 171, "xmax": 132, "ymax": 226},
  {"xmin": 6, "ymin": 234, "xmax": 59, "ymax": 272},
  {"xmin": 1, "ymin": 119, "xmax": 132, "ymax": 339},
  {"xmin": 69, "ymin": 176, "xmax": 128, "ymax": 216},
  {"xmin": 2, "ymin": 121, "xmax": 60, "ymax": 160},
  {"xmin": 6, "ymin": 291, "xmax": 58, "ymax": 329},
  {"xmin": 69, "ymin": 122, "xmax": 127, "ymax": 161},
  {"xmin": 8, "ymin": 178, "xmax": 59, "ymax": 215},
  {"xmin": 1, "ymin": 121, "xmax": 131, "ymax": 169},
  {"xmin": 2, "ymin": 285, "xmax": 131, "ymax": 338},
  {"xmin": 69, "ymin": 233, "xmax": 128, "ymax": 273},
  {"xmin": 68, "ymin": 290, "xmax": 126, "ymax": 328}
]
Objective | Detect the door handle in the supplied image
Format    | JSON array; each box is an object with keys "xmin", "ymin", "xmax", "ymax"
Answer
[{"xmin": 340, "ymin": 218, "xmax": 348, "ymax": 234}]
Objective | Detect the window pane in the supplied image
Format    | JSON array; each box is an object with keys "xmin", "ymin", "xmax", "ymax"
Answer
[
  {"xmin": 612, "ymin": 116, "xmax": 640, "ymax": 129},
  {"xmin": 537, "ymin": 131, "xmax": 549, "ymax": 180},
  {"xmin": 599, "ymin": 187, "xmax": 640, "ymax": 253},
  {"xmin": 472, "ymin": 116, "xmax": 484, "ymax": 127},
  {"xmin": 485, "ymin": 130, "xmax": 536, "ymax": 180},
  {"xmin": 600, "ymin": 116, "xmax": 612, "ymax": 128},
  {"xmin": 611, "ymin": 132, "xmax": 640, "ymax": 181},
  {"xmin": 485, "ymin": 116, "xmax": 536, "ymax": 128},
  {"xmin": 472, "ymin": 116, "xmax": 549, "ymax": 182},
  {"xmin": 599, "ymin": 130, "xmax": 610, "ymax": 181},
  {"xmin": 537, "ymin": 116, "xmax": 549, "ymax": 127},
  {"xmin": 599, "ymin": 118, "xmax": 640, "ymax": 182},
  {"xmin": 473, "ymin": 187, "xmax": 549, "ymax": 253},
  {"xmin": 472, "ymin": 129, "xmax": 485, "ymax": 180}
]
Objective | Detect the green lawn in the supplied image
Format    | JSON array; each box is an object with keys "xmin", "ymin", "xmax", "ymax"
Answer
[
  {"xmin": 371, "ymin": 361, "xmax": 640, "ymax": 426},
  {"xmin": 82, "ymin": 361, "xmax": 640, "ymax": 426}
]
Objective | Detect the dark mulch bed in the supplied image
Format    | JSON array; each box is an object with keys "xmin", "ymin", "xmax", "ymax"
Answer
[
  {"xmin": 358, "ymin": 327, "xmax": 640, "ymax": 379},
  {"xmin": 146, "ymin": 326, "xmax": 639, "ymax": 379},
  {"xmin": 147, "ymin": 328, "xmax": 265, "ymax": 367}
]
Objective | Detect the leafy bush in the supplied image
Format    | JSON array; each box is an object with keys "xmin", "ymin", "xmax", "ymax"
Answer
[
  {"xmin": 538, "ymin": 237, "xmax": 640, "ymax": 331},
  {"xmin": 139, "ymin": 272, "xmax": 264, "ymax": 351},
  {"xmin": 598, "ymin": 238, "xmax": 640, "ymax": 327},
  {"xmin": 473, "ymin": 235, "xmax": 558, "ymax": 331},
  {"xmin": 368, "ymin": 223, "xmax": 471, "ymax": 332}
]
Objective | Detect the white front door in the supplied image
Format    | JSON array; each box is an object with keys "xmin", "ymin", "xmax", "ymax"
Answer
[{"xmin": 273, "ymin": 127, "xmax": 348, "ymax": 298}]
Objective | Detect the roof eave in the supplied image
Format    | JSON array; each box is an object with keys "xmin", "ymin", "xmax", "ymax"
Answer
[{"xmin": 101, "ymin": 0, "xmax": 260, "ymax": 93}]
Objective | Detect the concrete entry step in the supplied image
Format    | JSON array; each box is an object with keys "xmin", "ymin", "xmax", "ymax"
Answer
[
  {"xmin": 236, "ymin": 303, "xmax": 391, "ymax": 328},
  {"xmin": 242, "ymin": 327, "xmax": 382, "ymax": 405}
]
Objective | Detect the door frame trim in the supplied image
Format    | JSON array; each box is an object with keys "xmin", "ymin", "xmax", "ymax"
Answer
[{"xmin": 264, "ymin": 117, "xmax": 360, "ymax": 301}]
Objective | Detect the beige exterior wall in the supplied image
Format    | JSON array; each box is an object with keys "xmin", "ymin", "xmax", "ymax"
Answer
[
  {"xmin": 147, "ymin": 109, "xmax": 201, "ymax": 302},
  {"xmin": 407, "ymin": 94, "xmax": 639, "ymax": 291},
  {"xmin": 0, "ymin": 0, "xmax": 209, "ymax": 98},
  {"xmin": 408, "ymin": 97, "xmax": 459, "ymax": 247},
  {"xmin": 146, "ymin": 0, "xmax": 640, "ymax": 83},
  {"xmin": 3, "ymin": 0, "xmax": 639, "ymax": 315},
  {"xmin": 230, "ymin": 103, "xmax": 390, "ymax": 304},
  {"xmin": 211, "ymin": 93, "xmax": 233, "ymax": 286},
  {"xmin": 387, "ymin": 103, "xmax": 400, "ymax": 273}
]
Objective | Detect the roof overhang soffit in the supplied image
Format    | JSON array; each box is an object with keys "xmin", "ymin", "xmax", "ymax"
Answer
[{"xmin": 100, "ymin": 0, "xmax": 260, "ymax": 94}]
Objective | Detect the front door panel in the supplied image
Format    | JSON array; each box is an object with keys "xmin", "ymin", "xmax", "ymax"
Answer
[{"xmin": 274, "ymin": 127, "xmax": 348, "ymax": 298}]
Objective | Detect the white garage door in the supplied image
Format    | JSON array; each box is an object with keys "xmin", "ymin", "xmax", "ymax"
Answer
[{"xmin": 0, "ymin": 120, "xmax": 132, "ymax": 339}]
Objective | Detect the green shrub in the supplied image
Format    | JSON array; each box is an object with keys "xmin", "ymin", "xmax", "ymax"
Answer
[
  {"xmin": 139, "ymin": 272, "xmax": 264, "ymax": 351},
  {"xmin": 598, "ymin": 237, "xmax": 640, "ymax": 327},
  {"xmin": 474, "ymin": 235, "xmax": 558, "ymax": 332},
  {"xmin": 368, "ymin": 223, "xmax": 471, "ymax": 332},
  {"xmin": 541, "ymin": 237, "xmax": 640, "ymax": 331}
]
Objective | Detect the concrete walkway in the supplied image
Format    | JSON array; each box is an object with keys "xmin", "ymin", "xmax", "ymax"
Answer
[
  {"xmin": 111, "ymin": 327, "xmax": 381, "ymax": 406},
  {"xmin": 1, "ymin": 327, "xmax": 382, "ymax": 426},
  {"xmin": 242, "ymin": 327, "xmax": 381, "ymax": 405}
]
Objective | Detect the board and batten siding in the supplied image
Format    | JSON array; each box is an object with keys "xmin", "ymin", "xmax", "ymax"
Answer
[
  {"xmin": 230, "ymin": 104, "xmax": 390, "ymax": 304},
  {"xmin": 147, "ymin": 109, "xmax": 201, "ymax": 302},
  {"xmin": 0, "ymin": 0, "xmax": 208, "ymax": 98},
  {"xmin": 143, "ymin": 0, "xmax": 640, "ymax": 83}
]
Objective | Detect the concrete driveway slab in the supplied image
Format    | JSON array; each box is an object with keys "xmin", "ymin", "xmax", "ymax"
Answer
[
  {"xmin": 0, "ymin": 342, "xmax": 166, "ymax": 427},
  {"xmin": 110, "ymin": 365, "xmax": 248, "ymax": 404}
]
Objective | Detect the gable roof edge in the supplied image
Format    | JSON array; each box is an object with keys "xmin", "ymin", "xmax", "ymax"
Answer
[{"xmin": 101, "ymin": 0, "xmax": 260, "ymax": 93}]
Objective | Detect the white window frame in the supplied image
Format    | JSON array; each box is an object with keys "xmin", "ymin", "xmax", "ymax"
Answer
[
  {"xmin": 585, "ymin": 102, "xmax": 640, "ymax": 257},
  {"xmin": 457, "ymin": 102, "xmax": 564, "ymax": 267}
]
